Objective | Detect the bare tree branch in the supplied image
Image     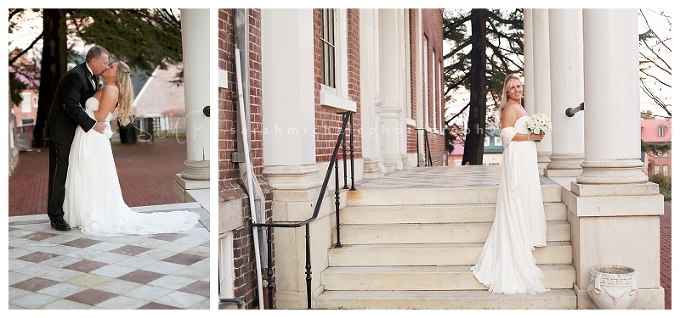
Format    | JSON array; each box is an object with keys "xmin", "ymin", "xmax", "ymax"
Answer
[{"xmin": 8, "ymin": 31, "xmax": 44, "ymax": 65}]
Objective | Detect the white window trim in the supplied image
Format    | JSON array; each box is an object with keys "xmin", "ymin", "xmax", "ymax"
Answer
[
  {"xmin": 319, "ymin": 8, "xmax": 356, "ymax": 112},
  {"xmin": 21, "ymin": 92, "xmax": 31, "ymax": 113},
  {"xmin": 423, "ymin": 37, "xmax": 429, "ymax": 130}
]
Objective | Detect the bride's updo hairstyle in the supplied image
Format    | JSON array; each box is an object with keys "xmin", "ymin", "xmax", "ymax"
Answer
[
  {"xmin": 498, "ymin": 73, "xmax": 521, "ymax": 127},
  {"xmin": 116, "ymin": 61, "xmax": 134, "ymax": 126}
]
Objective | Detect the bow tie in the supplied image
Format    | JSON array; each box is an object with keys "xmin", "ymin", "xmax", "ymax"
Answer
[{"xmin": 90, "ymin": 73, "xmax": 97, "ymax": 80}]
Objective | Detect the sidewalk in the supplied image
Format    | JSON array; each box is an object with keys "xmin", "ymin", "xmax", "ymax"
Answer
[{"xmin": 8, "ymin": 136, "xmax": 210, "ymax": 309}]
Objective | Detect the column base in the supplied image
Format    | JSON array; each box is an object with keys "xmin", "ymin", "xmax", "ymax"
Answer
[
  {"xmin": 363, "ymin": 156, "xmax": 386, "ymax": 178},
  {"xmin": 537, "ymin": 151, "xmax": 551, "ymax": 172},
  {"xmin": 576, "ymin": 159, "xmax": 647, "ymax": 184},
  {"xmin": 381, "ymin": 154, "xmax": 404, "ymax": 172},
  {"xmin": 544, "ymin": 153, "xmax": 583, "ymax": 177},
  {"xmin": 181, "ymin": 159, "xmax": 210, "ymax": 180},
  {"xmin": 401, "ymin": 154, "xmax": 412, "ymax": 170},
  {"xmin": 263, "ymin": 164, "xmax": 322, "ymax": 202}
]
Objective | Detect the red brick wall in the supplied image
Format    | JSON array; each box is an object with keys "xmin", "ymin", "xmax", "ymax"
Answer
[
  {"xmin": 408, "ymin": 9, "xmax": 446, "ymax": 166},
  {"xmin": 218, "ymin": 8, "xmax": 274, "ymax": 309},
  {"xmin": 407, "ymin": 9, "xmax": 418, "ymax": 154},
  {"xmin": 313, "ymin": 9, "xmax": 362, "ymax": 163}
]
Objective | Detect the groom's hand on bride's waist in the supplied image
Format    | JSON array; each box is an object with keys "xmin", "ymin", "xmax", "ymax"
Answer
[{"xmin": 93, "ymin": 121, "xmax": 107, "ymax": 134}]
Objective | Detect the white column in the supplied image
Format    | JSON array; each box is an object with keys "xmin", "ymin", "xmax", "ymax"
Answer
[
  {"xmin": 260, "ymin": 9, "xmax": 327, "ymax": 309},
  {"xmin": 261, "ymin": 9, "xmax": 316, "ymax": 170},
  {"xmin": 577, "ymin": 9, "xmax": 647, "ymax": 184},
  {"xmin": 523, "ymin": 9, "xmax": 535, "ymax": 115},
  {"xmin": 360, "ymin": 9, "xmax": 386, "ymax": 178},
  {"xmin": 378, "ymin": 9, "xmax": 405, "ymax": 171},
  {"xmin": 397, "ymin": 9, "xmax": 411, "ymax": 169},
  {"xmin": 564, "ymin": 9, "xmax": 664, "ymax": 309},
  {"xmin": 531, "ymin": 9, "xmax": 552, "ymax": 171},
  {"xmin": 174, "ymin": 9, "xmax": 210, "ymax": 202},
  {"xmin": 544, "ymin": 9, "xmax": 584, "ymax": 177}
]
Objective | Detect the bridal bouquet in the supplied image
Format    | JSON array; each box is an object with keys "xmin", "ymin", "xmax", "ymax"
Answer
[{"xmin": 527, "ymin": 113, "xmax": 552, "ymax": 138}]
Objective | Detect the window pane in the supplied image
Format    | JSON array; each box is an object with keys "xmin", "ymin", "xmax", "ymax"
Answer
[{"xmin": 321, "ymin": 9, "xmax": 336, "ymax": 88}]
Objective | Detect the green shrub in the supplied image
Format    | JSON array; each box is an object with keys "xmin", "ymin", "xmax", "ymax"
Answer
[{"xmin": 649, "ymin": 173, "xmax": 671, "ymax": 201}]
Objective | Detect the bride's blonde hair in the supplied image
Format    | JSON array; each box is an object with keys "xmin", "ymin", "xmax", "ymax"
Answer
[
  {"xmin": 116, "ymin": 61, "xmax": 134, "ymax": 126},
  {"xmin": 498, "ymin": 73, "xmax": 521, "ymax": 126}
]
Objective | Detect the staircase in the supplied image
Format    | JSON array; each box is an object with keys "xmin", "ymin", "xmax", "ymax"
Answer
[{"xmin": 315, "ymin": 183, "xmax": 577, "ymax": 309}]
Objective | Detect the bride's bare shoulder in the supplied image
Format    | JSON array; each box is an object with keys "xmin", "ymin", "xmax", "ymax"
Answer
[{"xmin": 501, "ymin": 102, "xmax": 521, "ymax": 127}]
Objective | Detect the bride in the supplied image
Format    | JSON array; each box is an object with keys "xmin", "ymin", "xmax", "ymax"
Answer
[
  {"xmin": 470, "ymin": 74, "xmax": 549, "ymax": 294},
  {"xmin": 63, "ymin": 61, "xmax": 199, "ymax": 236}
]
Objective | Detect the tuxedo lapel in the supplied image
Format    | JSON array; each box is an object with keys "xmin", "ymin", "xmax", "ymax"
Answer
[{"xmin": 84, "ymin": 64, "xmax": 96, "ymax": 91}]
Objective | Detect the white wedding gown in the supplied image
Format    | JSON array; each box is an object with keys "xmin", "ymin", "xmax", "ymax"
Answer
[
  {"xmin": 470, "ymin": 115, "xmax": 549, "ymax": 294},
  {"xmin": 63, "ymin": 97, "xmax": 199, "ymax": 236}
]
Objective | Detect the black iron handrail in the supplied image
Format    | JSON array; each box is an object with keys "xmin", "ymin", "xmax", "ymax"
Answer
[
  {"xmin": 251, "ymin": 111, "xmax": 355, "ymax": 309},
  {"xmin": 415, "ymin": 128, "xmax": 433, "ymax": 167},
  {"xmin": 566, "ymin": 102, "xmax": 584, "ymax": 117}
]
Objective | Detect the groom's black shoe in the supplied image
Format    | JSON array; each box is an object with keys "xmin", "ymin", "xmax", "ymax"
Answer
[{"xmin": 51, "ymin": 218, "xmax": 71, "ymax": 231}]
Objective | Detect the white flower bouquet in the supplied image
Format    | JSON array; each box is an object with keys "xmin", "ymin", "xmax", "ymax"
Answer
[{"xmin": 527, "ymin": 113, "xmax": 552, "ymax": 139}]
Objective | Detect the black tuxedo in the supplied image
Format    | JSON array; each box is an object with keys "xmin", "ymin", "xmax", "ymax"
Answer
[{"xmin": 46, "ymin": 62, "xmax": 98, "ymax": 222}]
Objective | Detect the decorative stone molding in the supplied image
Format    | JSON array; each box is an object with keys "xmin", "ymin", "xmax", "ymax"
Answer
[
  {"xmin": 577, "ymin": 159, "xmax": 648, "ymax": 184},
  {"xmin": 181, "ymin": 159, "xmax": 210, "ymax": 180}
]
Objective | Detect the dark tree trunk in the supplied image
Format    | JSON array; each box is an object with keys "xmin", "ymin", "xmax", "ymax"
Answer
[
  {"xmin": 462, "ymin": 9, "xmax": 488, "ymax": 165},
  {"xmin": 33, "ymin": 9, "xmax": 67, "ymax": 149}
]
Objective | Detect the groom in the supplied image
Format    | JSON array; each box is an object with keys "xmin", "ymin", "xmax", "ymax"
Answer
[{"xmin": 46, "ymin": 45, "xmax": 110, "ymax": 231}]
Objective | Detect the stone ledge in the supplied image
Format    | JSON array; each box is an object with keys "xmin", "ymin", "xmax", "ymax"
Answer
[
  {"xmin": 571, "ymin": 181, "xmax": 659, "ymax": 197},
  {"xmin": 562, "ymin": 190, "xmax": 664, "ymax": 217}
]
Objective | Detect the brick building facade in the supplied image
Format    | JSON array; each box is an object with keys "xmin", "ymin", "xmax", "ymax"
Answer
[{"xmin": 219, "ymin": 8, "xmax": 445, "ymax": 309}]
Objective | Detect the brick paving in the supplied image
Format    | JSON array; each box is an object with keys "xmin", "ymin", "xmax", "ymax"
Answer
[
  {"xmin": 8, "ymin": 136, "xmax": 188, "ymax": 216},
  {"xmin": 661, "ymin": 201, "xmax": 671, "ymax": 310}
]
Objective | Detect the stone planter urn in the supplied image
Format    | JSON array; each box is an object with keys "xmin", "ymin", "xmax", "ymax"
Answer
[{"xmin": 587, "ymin": 265, "xmax": 638, "ymax": 309}]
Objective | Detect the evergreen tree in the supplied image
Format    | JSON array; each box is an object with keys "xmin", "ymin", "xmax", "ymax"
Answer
[
  {"xmin": 8, "ymin": 9, "xmax": 183, "ymax": 149},
  {"xmin": 443, "ymin": 8, "xmax": 524, "ymax": 165}
]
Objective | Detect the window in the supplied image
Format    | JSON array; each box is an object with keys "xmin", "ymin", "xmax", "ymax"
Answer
[
  {"xmin": 318, "ymin": 9, "xmax": 355, "ymax": 112},
  {"xmin": 494, "ymin": 136, "xmax": 501, "ymax": 146},
  {"xmin": 654, "ymin": 152, "xmax": 660, "ymax": 158},
  {"xmin": 33, "ymin": 97, "xmax": 38, "ymax": 108},
  {"xmin": 658, "ymin": 126, "xmax": 664, "ymax": 137},
  {"xmin": 321, "ymin": 9, "xmax": 336, "ymax": 88},
  {"xmin": 21, "ymin": 92, "xmax": 31, "ymax": 113},
  {"xmin": 432, "ymin": 49, "xmax": 436, "ymax": 131},
  {"xmin": 484, "ymin": 136, "xmax": 490, "ymax": 147},
  {"xmin": 663, "ymin": 152, "xmax": 669, "ymax": 158},
  {"xmin": 663, "ymin": 165, "xmax": 669, "ymax": 176},
  {"xmin": 654, "ymin": 165, "xmax": 660, "ymax": 174}
]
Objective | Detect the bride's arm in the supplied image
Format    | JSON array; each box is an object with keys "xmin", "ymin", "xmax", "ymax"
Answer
[{"xmin": 92, "ymin": 86, "xmax": 119, "ymax": 121}]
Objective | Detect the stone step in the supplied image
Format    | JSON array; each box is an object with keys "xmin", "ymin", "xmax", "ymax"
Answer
[
  {"xmin": 338, "ymin": 220, "xmax": 571, "ymax": 244},
  {"xmin": 315, "ymin": 289, "xmax": 577, "ymax": 309},
  {"xmin": 347, "ymin": 184, "xmax": 563, "ymax": 206},
  {"xmin": 340, "ymin": 202, "xmax": 567, "ymax": 224},
  {"xmin": 329, "ymin": 242, "xmax": 573, "ymax": 266},
  {"xmin": 321, "ymin": 264, "xmax": 576, "ymax": 291}
]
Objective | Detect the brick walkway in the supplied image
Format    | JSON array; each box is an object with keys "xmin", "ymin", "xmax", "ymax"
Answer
[
  {"xmin": 8, "ymin": 136, "xmax": 188, "ymax": 216},
  {"xmin": 661, "ymin": 201, "xmax": 671, "ymax": 309}
]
